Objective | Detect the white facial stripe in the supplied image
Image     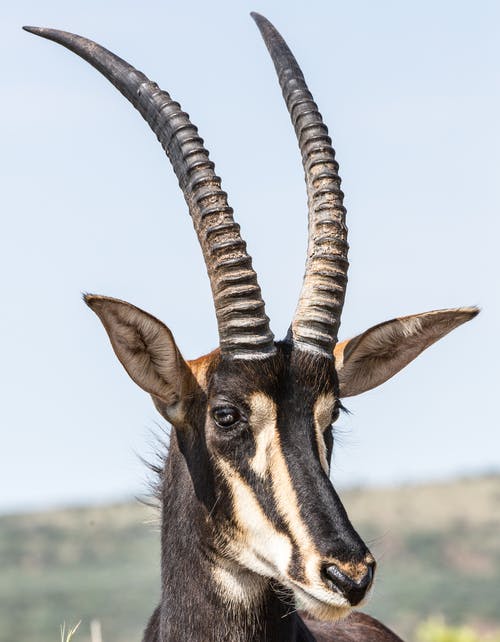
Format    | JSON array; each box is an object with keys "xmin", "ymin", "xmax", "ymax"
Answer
[
  {"xmin": 247, "ymin": 392, "xmax": 334, "ymax": 586},
  {"xmin": 218, "ymin": 392, "xmax": 360, "ymax": 609},
  {"xmin": 265, "ymin": 415, "xmax": 323, "ymax": 585},
  {"xmin": 313, "ymin": 392, "xmax": 335, "ymax": 474},
  {"xmin": 217, "ymin": 457, "xmax": 293, "ymax": 579},
  {"xmin": 248, "ymin": 393, "xmax": 277, "ymax": 478}
]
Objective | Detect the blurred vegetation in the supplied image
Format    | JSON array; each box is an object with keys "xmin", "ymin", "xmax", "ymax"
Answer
[
  {"xmin": 0, "ymin": 503, "xmax": 160, "ymax": 642},
  {"xmin": 416, "ymin": 617, "xmax": 500, "ymax": 642},
  {"xmin": 60, "ymin": 621, "xmax": 81, "ymax": 642},
  {"xmin": 1, "ymin": 474, "xmax": 499, "ymax": 642}
]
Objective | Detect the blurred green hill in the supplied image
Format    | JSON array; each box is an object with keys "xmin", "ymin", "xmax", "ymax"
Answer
[{"xmin": 2, "ymin": 474, "xmax": 499, "ymax": 642}]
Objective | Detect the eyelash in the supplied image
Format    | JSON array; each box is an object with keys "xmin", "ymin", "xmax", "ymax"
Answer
[
  {"xmin": 330, "ymin": 401, "xmax": 349, "ymax": 425},
  {"xmin": 337, "ymin": 401, "xmax": 350, "ymax": 416}
]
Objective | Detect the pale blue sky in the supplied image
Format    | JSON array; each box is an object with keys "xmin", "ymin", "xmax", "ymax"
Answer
[{"xmin": 1, "ymin": 0, "xmax": 498, "ymax": 512}]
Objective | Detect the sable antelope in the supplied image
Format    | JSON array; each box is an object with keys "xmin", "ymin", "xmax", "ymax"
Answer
[{"xmin": 24, "ymin": 13, "xmax": 477, "ymax": 642}]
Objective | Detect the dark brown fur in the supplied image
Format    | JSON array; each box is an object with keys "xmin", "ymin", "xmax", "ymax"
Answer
[{"xmin": 304, "ymin": 612, "xmax": 404, "ymax": 642}]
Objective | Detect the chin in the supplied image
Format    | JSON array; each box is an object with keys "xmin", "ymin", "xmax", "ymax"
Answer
[{"xmin": 291, "ymin": 584, "xmax": 353, "ymax": 622}]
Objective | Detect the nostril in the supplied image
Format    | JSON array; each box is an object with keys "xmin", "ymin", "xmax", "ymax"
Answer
[
  {"xmin": 323, "ymin": 563, "xmax": 348, "ymax": 588},
  {"xmin": 322, "ymin": 561, "xmax": 375, "ymax": 606},
  {"xmin": 361, "ymin": 560, "xmax": 375, "ymax": 589}
]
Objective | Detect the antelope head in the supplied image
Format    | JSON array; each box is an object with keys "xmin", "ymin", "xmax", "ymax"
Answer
[{"xmin": 24, "ymin": 14, "xmax": 477, "ymax": 621}]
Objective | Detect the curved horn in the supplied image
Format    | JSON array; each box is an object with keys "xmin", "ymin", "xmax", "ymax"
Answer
[
  {"xmin": 24, "ymin": 26, "xmax": 276, "ymax": 360},
  {"xmin": 252, "ymin": 13, "xmax": 348, "ymax": 357}
]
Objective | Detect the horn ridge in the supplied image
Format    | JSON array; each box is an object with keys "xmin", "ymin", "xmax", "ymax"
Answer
[
  {"xmin": 23, "ymin": 26, "xmax": 275, "ymax": 360},
  {"xmin": 251, "ymin": 13, "xmax": 348, "ymax": 356}
]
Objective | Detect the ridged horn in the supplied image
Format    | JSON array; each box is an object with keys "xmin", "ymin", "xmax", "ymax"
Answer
[
  {"xmin": 24, "ymin": 25, "xmax": 276, "ymax": 360},
  {"xmin": 252, "ymin": 13, "xmax": 348, "ymax": 357}
]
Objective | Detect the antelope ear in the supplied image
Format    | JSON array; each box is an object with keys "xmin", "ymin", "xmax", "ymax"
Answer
[
  {"xmin": 85, "ymin": 295, "xmax": 189, "ymax": 415},
  {"xmin": 334, "ymin": 307, "xmax": 479, "ymax": 398}
]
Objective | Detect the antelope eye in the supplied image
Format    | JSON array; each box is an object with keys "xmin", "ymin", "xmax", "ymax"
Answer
[
  {"xmin": 212, "ymin": 406, "xmax": 241, "ymax": 428},
  {"xmin": 331, "ymin": 400, "xmax": 348, "ymax": 424},
  {"xmin": 331, "ymin": 406, "xmax": 340, "ymax": 424}
]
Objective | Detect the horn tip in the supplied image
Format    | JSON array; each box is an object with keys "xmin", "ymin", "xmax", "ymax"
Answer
[
  {"xmin": 23, "ymin": 26, "xmax": 44, "ymax": 35},
  {"xmin": 23, "ymin": 25, "xmax": 69, "ymax": 43},
  {"xmin": 250, "ymin": 12, "xmax": 267, "ymax": 26}
]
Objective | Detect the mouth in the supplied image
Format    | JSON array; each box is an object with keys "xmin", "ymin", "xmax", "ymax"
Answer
[
  {"xmin": 236, "ymin": 545, "xmax": 364, "ymax": 620},
  {"xmin": 287, "ymin": 578, "xmax": 352, "ymax": 621}
]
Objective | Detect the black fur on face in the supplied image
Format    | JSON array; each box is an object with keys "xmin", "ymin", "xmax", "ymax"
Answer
[{"xmin": 168, "ymin": 341, "xmax": 374, "ymax": 618}]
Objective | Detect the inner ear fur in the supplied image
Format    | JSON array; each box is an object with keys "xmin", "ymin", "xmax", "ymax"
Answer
[
  {"xmin": 334, "ymin": 307, "xmax": 479, "ymax": 398},
  {"xmin": 85, "ymin": 294, "xmax": 191, "ymax": 414}
]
